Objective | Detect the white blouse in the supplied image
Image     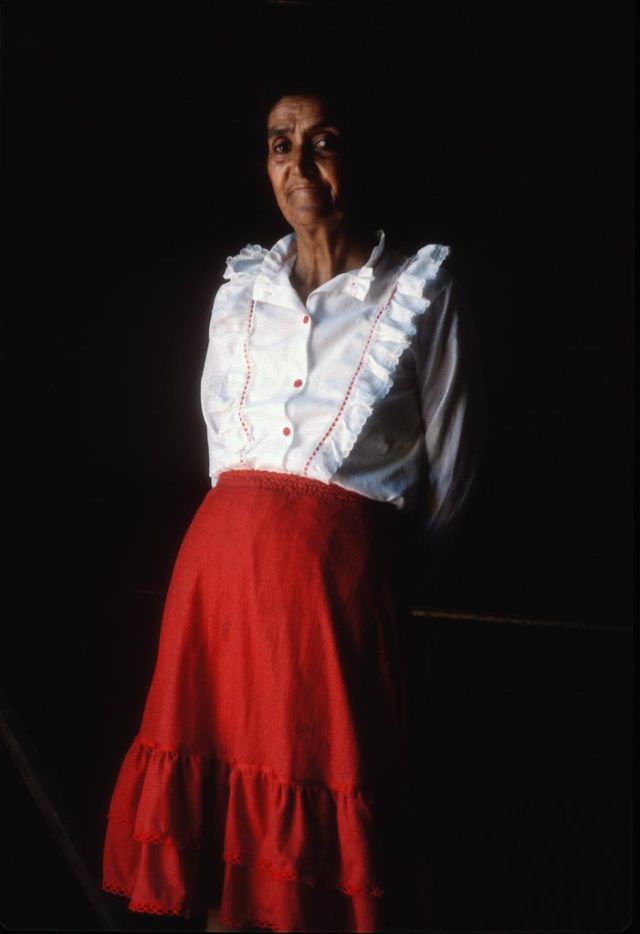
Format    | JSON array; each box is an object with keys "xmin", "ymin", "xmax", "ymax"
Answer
[{"xmin": 200, "ymin": 229, "xmax": 481, "ymax": 543}]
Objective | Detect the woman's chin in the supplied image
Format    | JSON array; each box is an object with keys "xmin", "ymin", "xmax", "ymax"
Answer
[{"xmin": 288, "ymin": 204, "xmax": 341, "ymax": 227}]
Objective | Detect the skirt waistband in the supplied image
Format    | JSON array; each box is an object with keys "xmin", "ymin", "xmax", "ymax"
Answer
[{"xmin": 216, "ymin": 469, "xmax": 378, "ymax": 505}]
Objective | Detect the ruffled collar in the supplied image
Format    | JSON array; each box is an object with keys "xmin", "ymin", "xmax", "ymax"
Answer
[{"xmin": 252, "ymin": 229, "xmax": 388, "ymax": 307}]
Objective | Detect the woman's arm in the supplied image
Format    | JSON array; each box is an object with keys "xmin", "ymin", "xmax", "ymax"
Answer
[{"xmin": 415, "ymin": 274, "xmax": 486, "ymax": 556}]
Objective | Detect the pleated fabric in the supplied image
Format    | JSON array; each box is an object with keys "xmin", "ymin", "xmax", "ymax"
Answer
[{"xmin": 101, "ymin": 470, "xmax": 431, "ymax": 932}]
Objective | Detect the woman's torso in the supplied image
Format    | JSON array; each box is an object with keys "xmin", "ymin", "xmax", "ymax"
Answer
[{"xmin": 200, "ymin": 228, "xmax": 454, "ymax": 512}]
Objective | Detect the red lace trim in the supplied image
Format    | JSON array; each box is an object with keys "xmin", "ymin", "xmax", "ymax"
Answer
[
  {"xmin": 238, "ymin": 299, "xmax": 256, "ymax": 463},
  {"xmin": 223, "ymin": 851, "xmax": 384, "ymax": 898},
  {"xmin": 105, "ymin": 817, "xmax": 383, "ymax": 896},
  {"xmin": 217, "ymin": 468, "xmax": 368, "ymax": 504},
  {"xmin": 102, "ymin": 881, "xmax": 186, "ymax": 917},
  {"xmin": 302, "ymin": 281, "xmax": 400, "ymax": 475},
  {"xmin": 217, "ymin": 913, "xmax": 278, "ymax": 931},
  {"xmin": 105, "ymin": 813, "xmax": 201, "ymax": 848},
  {"xmin": 134, "ymin": 735, "xmax": 370, "ymax": 797}
]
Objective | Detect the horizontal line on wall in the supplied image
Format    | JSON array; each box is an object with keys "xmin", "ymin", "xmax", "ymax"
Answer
[{"xmin": 412, "ymin": 608, "xmax": 632, "ymax": 633}]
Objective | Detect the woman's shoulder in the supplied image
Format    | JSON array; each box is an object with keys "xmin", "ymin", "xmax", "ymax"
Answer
[
  {"xmin": 209, "ymin": 243, "xmax": 270, "ymax": 319},
  {"xmin": 387, "ymin": 240, "xmax": 454, "ymax": 304},
  {"xmin": 222, "ymin": 243, "xmax": 269, "ymax": 281}
]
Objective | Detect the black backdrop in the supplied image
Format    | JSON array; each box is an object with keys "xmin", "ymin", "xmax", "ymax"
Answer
[
  {"xmin": 2, "ymin": 2, "xmax": 635, "ymax": 931},
  {"xmin": 5, "ymin": 0, "xmax": 633, "ymax": 624}
]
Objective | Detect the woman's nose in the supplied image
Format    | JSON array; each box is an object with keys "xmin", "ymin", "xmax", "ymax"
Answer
[{"xmin": 292, "ymin": 143, "xmax": 317, "ymax": 177}]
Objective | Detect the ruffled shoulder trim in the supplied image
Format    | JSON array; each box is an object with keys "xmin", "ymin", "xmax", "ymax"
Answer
[
  {"xmin": 395, "ymin": 242, "xmax": 450, "ymax": 299},
  {"xmin": 222, "ymin": 244, "xmax": 269, "ymax": 281},
  {"xmin": 304, "ymin": 243, "xmax": 450, "ymax": 482}
]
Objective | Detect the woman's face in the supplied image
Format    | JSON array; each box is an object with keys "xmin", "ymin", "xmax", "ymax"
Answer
[{"xmin": 266, "ymin": 95, "xmax": 347, "ymax": 229}]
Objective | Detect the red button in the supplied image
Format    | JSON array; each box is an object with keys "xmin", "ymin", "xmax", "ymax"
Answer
[
  {"xmin": 282, "ymin": 426, "xmax": 291, "ymax": 436},
  {"xmin": 293, "ymin": 379, "xmax": 303, "ymax": 388},
  {"xmin": 302, "ymin": 315, "xmax": 310, "ymax": 323}
]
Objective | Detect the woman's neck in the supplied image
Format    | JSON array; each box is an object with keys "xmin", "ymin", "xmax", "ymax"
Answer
[{"xmin": 290, "ymin": 223, "xmax": 376, "ymax": 302}]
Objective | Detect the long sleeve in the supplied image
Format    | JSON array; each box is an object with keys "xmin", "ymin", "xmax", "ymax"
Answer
[{"xmin": 414, "ymin": 273, "xmax": 486, "ymax": 552}]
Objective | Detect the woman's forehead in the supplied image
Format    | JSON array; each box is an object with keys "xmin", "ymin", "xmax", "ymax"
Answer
[{"xmin": 267, "ymin": 95, "xmax": 338, "ymax": 131}]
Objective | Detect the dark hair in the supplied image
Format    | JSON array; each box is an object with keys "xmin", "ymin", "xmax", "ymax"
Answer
[
  {"xmin": 260, "ymin": 77, "xmax": 347, "ymax": 119},
  {"xmin": 254, "ymin": 75, "xmax": 364, "ymax": 156}
]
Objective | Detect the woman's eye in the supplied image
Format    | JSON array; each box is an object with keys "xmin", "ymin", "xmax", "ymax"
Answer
[
  {"xmin": 270, "ymin": 135, "xmax": 339, "ymax": 155},
  {"xmin": 314, "ymin": 135, "xmax": 338, "ymax": 151}
]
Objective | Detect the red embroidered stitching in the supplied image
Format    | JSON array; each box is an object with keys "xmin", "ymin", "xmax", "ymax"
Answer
[
  {"xmin": 302, "ymin": 283, "xmax": 400, "ymax": 475},
  {"xmin": 136, "ymin": 737, "xmax": 180, "ymax": 755},
  {"xmin": 217, "ymin": 469, "xmax": 368, "ymax": 503},
  {"xmin": 340, "ymin": 882, "xmax": 384, "ymax": 897},
  {"xmin": 238, "ymin": 299, "xmax": 256, "ymax": 464},
  {"xmin": 222, "ymin": 852, "xmax": 384, "ymax": 897},
  {"xmin": 132, "ymin": 735, "xmax": 369, "ymax": 796},
  {"xmin": 102, "ymin": 881, "xmax": 186, "ymax": 916},
  {"xmin": 105, "ymin": 813, "xmax": 201, "ymax": 848},
  {"xmin": 218, "ymin": 913, "xmax": 278, "ymax": 931}
]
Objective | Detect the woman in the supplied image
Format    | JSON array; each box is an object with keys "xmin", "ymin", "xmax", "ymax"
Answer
[{"xmin": 101, "ymin": 84, "xmax": 482, "ymax": 933}]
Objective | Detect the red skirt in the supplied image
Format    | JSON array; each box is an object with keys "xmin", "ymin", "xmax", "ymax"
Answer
[{"xmin": 101, "ymin": 470, "xmax": 430, "ymax": 932}]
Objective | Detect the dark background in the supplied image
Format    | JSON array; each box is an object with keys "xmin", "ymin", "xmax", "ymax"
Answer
[{"xmin": 2, "ymin": 1, "xmax": 634, "ymax": 931}]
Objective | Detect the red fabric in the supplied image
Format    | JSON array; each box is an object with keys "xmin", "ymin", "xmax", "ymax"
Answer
[{"xmin": 102, "ymin": 470, "xmax": 430, "ymax": 932}]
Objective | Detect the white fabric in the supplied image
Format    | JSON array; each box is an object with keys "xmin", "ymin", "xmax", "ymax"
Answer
[{"xmin": 200, "ymin": 229, "xmax": 480, "ymax": 541}]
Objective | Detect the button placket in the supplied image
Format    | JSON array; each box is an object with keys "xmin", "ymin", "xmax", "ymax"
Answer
[{"xmin": 282, "ymin": 302, "xmax": 313, "ymax": 454}]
